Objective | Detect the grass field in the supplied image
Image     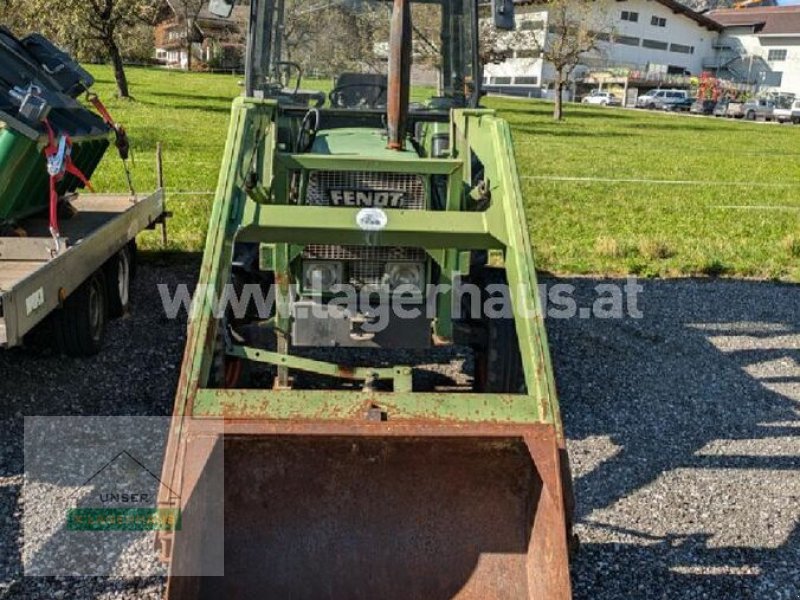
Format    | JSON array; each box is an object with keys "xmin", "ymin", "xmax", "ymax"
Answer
[{"xmin": 86, "ymin": 65, "xmax": 800, "ymax": 280}]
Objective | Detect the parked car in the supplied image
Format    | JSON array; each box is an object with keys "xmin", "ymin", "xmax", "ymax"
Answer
[
  {"xmin": 743, "ymin": 98, "xmax": 775, "ymax": 121},
  {"xmin": 636, "ymin": 89, "xmax": 688, "ymax": 109},
  {"xmin": 664, "ymin": 97, "xmax": 694, "ymax": 112},
  {"xmin": 713, "ymin": 99, "xmax": 730, "ymax": 117},
  {"xmin": 773, "ymin": 98, "xmax": 799, "ymax": 124},
  {"xmin": 690, "ymin": 99, "xmax": 716, "ymax": 115},
  {"xmin": 581, "ymin": 90, "xmax": 621, "ymax": 106},
  {"xmin": 726, "ymin": 101, "xmax": 746, "ymax": 119}
]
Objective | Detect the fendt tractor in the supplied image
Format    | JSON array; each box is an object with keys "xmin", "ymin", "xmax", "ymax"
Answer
[{"xmin": 158, "ymin": 0, "xmax": 575, "ymax": 598}]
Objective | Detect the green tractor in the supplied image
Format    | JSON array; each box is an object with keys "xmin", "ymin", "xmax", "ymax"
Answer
[{"xmin": 159, "ymin": 1, "xmax": 574, "ymax": 597}]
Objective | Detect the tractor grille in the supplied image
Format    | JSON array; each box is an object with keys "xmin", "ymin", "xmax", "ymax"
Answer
[
  {"xmin": 304, "ymin": 171, "xmax": 427, "ymax": 288},
  {"xmin": 303, "ymin": 246, "xmax": 426, "ymax": 287},
  {"xmin": 306, "ymin": 171, "xmax": 426, "ymax": 210}
]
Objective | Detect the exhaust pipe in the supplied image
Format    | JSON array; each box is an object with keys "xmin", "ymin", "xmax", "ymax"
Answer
[{"xmin": 387, "ymin": 0, "xmax": 412, "ymax": 150}]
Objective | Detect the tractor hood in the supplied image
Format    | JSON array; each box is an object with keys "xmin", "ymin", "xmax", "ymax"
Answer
[{"xmin": 310, "ymin": 128, "xmax": 420, "ymax": 161}]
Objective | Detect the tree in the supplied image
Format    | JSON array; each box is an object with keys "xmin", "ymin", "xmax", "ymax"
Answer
[
  {"xmin": 8, "ymin": 0, "xmax": 157, "ymax": 98},
  {"xmin": 478, "ymin": 20, "xmax": 515, "ymax": 83},
  {"xmin": 530, "ymin": 0, "xmax": 610, "ymax": 120},
  {"xmin": 171, "ymin": 0, "xmax": 206, "ymax": 71}
]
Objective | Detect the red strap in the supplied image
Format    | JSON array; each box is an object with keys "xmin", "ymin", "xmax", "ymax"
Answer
[
  {"xmin": 49, "ymin": 172, "xmax": 58, "ymax": 237},
  {"xmin": 86, "ymin": 92, "xmax": 130, "ymax": 161},
  {"xmin": 43, "ymin": 119, "xmax": 57, "ymax": 156},
  {"xmin": 64, "ymin": 159, "xmax": 94, "ymax": 192},
  {"xmin": 86, "ymin": 93, "xmax": 115, "ymax": 126},
  {"xmin": 41, "ymin": 119, "xmax": 94, "ymax": 238}
]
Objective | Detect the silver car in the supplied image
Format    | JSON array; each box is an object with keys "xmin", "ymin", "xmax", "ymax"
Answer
[
  {"xmin": 636, "ymin": 89, "xmax": 688, "ymax": 110},
  {"xmin": 773, "ymin": 98, "xmax": 800, "ymax": 124},
  {"xmin": 743, "ymin": 98, "xmax": 775, "ymax": 121}
]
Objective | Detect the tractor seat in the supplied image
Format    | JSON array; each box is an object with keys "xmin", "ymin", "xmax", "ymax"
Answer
[{"xmin": 330, "ymin": 73, "xmax": 388, "ymax": 109}]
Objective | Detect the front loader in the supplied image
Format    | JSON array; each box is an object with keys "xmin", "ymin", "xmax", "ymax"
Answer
[{"xmin": 158, "ymin": 0, "xmax": 574, "ymax": 597}]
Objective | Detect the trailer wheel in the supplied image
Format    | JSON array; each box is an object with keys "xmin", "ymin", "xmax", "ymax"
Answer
[
  {"xmin": 105, "ymin": 244, "xmax": 133, "ymax": 318},
  {"xmin": 128, "ymin": 239, "xmax": 138, "ymax": 281},
  {"xmin": 472, "ymin": 269, "xmax": 525, "ymax": 394},
  {"xmin": 54, "ymin": 271, "xmax": 108, "ymax": 357}
]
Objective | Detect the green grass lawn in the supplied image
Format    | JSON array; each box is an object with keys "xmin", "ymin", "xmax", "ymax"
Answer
[{"xmin": 86, "ymin": 65, "xmax": 800, "ymax": 280}]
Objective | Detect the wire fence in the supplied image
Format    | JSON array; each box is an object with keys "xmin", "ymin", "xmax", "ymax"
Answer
[{"xmin": 521, "ymin": 175, "xmax": 800, "ymax": 188}]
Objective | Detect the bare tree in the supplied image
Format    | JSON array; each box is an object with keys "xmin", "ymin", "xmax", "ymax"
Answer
[
  {"xmin": 531, "ymin": 0, "xmax": 610, "ymax": 120},
  {"xmin": 172, "ymin": 0, "xmax": 207, "ymax": 71},
  {"xmin": 478, "ymin": 20, "xmax": 515, "ymax": 85}
]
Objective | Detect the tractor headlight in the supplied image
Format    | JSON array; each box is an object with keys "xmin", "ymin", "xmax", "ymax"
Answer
[
  {"xmin": 384, "ymin": 262, "xmax": 425, "ymax": 293},
  {"xmin": 302, "ymin": 261, "xmax": 343, "ymax": 293}
]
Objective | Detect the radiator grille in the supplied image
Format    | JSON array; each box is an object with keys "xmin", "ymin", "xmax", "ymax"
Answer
[
  {"xmin": 303, "ymin": 171, "xmax": 427, "ymax": 288},
  {"xmin": 303, "ymin": 246, "xmax": 426, "ymax": 287},
  {"xmin": 306, "ymin": 171, "xmax": 426, "ymax": 210}
]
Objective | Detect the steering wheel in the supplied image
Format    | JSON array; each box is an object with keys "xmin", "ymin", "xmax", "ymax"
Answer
[
  {"xmin": 328, "ymin": 83, "xmax": 387, "ymax": 109},
  {"xmin": 295, "ymin": 108, "xmax": 320, "ymax": 153}
]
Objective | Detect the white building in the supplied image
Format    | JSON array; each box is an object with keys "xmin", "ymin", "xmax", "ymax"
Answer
[
  {"xmin": 484, "ymin": 0, "xmax": 720, "ymax": 96},
  {"xmin": 707, "ymin": 6, "xmax": 800, "ymax": 96}
]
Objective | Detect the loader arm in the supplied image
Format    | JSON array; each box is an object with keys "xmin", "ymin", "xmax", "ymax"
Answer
[{"xmin": 158, "ymin": 96, "xmax": 572, "ymax": 599}]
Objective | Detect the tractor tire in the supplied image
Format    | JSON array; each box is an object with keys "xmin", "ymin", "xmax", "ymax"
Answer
[
  {"xmin": 53, "ymin": 271, "xmax": 108, "ymax": 357},
  {"xmin": 746, "ymin": 111, "xmax": 756, "ymax": 121},
  {"xmin": 470, "ymin": 270, "xmax": 578, "ymax": 555},
  {"xmin": 471, "ymin": 269, "xmax": 525, "ymax": 394},
  {"xmin": 104, "ymin": 243, "xmax": 135, "ymax": 319}
]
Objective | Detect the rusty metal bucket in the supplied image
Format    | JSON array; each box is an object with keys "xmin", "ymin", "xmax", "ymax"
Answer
[{"xmin": 162, "ymin": 423, "xmax": 572, "ymax": 600}]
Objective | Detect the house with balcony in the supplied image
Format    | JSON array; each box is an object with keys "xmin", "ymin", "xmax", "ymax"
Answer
[
  {"xmin": 482, "ymin": 0, "xmax": 721, "ymax": 100},
  {"xmin": 154, "ymin": 0, "xmax": 247, "ymax": 70},
  {"xmin": 706, "ymin": 6, "xmax": 800, "ymax": 96}
]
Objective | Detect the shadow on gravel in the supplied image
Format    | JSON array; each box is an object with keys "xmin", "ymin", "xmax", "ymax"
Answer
[
  {"xmin": 0, "ymin": 261, "xmax": 199, "ymax": 599},
  {"xmin": 2, "ymin": 268, "xmax": 798, "ymax": 599},
  {"xmin": 547, "ymin": 277, "xmax": 800, "ymax": 599}
]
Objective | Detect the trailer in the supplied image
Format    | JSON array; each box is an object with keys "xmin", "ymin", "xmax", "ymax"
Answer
[
  {"xmin": 1, "ymin": 27, "xmax": 167, "ymax": 355},
  {"xmin": 0, "ymin": 190, "xmax": 165, "ymax": 355}
]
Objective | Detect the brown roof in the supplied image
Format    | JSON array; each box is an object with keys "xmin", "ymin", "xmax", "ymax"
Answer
[{"xmin": 708, "ymin": 6, "xmax": 800, "ymax": 35}]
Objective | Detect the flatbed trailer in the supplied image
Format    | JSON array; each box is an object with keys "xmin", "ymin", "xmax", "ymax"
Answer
[{"xmin": 0, "ymin": 190, "xmax": 166, "ymax": 354}]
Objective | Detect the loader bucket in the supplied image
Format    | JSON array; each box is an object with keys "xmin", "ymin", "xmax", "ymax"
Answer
[{"xmin": 162, "ymin": 423, "xmax": 571, "ymax": 600}]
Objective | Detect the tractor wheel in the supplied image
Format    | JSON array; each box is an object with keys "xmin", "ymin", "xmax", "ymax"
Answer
[
  {"xmin": 470, "ymin": 268, "xmax": 578, "ymax": 555},
  {"xmin": 104, "ymin": 243, "xmax": 134, "ymax": 319},
  {"xmin": 746, "ymin": 111, "xmax": 756, "ymax": 121},
  {"xmin": 471, "ymin": 269, "xmax": 525, "ymax": 394},
  {"xmin": 53, "ymin": 271, "xmax": 108, "ymax": 357}
]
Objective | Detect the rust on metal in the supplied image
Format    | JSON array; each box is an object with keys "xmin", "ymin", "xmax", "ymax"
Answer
[
  {"xmin": 336, "ymin": 364, "xmax": 356, "ymax": 378},
  {"xmin": 386, "ymin": 0, "xmax": 412, "ymax": 150},
  {"xmin": 163, "ymin": 429, "xmax": 572, "ymax": 600}
]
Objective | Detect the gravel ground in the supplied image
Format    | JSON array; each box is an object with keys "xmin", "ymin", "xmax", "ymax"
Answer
[{"xmin": 1, "ymin": 262, "xmax": 798, "ymax": 599}]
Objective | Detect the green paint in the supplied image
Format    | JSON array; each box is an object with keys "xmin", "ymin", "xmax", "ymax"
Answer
[
  {"xmin": 229, "ymin": 345, "xmax": 413, "ymax": 392},
  {"xmin": 0, "ymin": 124, "xmax": 110, "ymax": 227},
  {"xmin": 177, "ymin": 96, "xmax": 562, "ymax": 432},
  {"xmin": 67, "ymin": 508, "xmax": 181, "ymax": 532},
  {"xmin": 310, "ymin": 128, "xmax": 419, "ymax": 160},
  {"xmin": 194, "ymin": 389, "xmax": 539, "ymax": 423}
]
